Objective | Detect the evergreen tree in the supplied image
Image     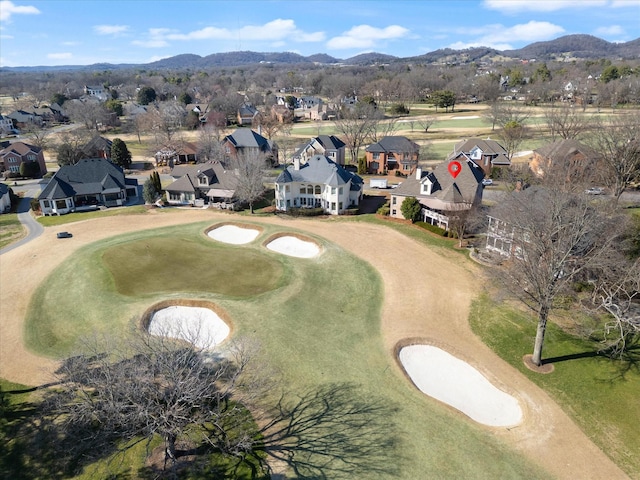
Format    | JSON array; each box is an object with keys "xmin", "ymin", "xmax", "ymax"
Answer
[
  {"xmin": 110, "ymin": 138, "xmax": 132, "ymax": 169},
  {"xmin": 401, "ymin": 196, "xmax": 422, "ymax": 223}
]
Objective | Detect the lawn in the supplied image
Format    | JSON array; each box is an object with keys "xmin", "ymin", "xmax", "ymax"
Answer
[
  {"xmin": 36, "ymin": 205, "xmax": 149, "ymax": 227},
  {"xmin": 470, "ymin": 294, "xmax": 640, "ymax": 478},
  {"xmin": 22, "ymin": 220, "xmax": 544, "ymax": 479},
  {"xmin": 0, "ymin": 213, "xmax": 25, "ymax": 249}
]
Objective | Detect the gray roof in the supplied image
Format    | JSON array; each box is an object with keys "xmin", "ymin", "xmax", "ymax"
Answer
[
  {"xmin": 0, "ymin": 183, "xmax": 9, "ymax": 198},
  {"xmin": 166, "ymin": 161, "xmax": 238, "ymax": 193},
  {"xmin": 366, "ymin": 136, "xmax": 419, "ymax": 154},
  {"xmin": 276, "ymin": 155, "xmax": 362, "ymax": 187},
  {"xmin": 223, "ymin": 128, "xmax": 271, "ymax": 151},
  {"xmin": 39, "ymin": 158, "xmax": 127, "ymax": 200},
  {"xmin": 534, "ymin": 139, "xmax": 599, "ymax": 162},
  {"xmin": 451, "ymin": 138, "xmax": 507, "ymax": 157},
  {"xmin": 315, "ymin": 135, "xmax": 345, "ymax": 150},
  {"xmin": 393, "ymin": 159, "xmax": 483, "ymax": 210}
]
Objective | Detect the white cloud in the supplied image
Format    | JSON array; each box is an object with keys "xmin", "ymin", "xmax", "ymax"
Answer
[
  {"xmin": 94, "ymin": 25, "xmax": 129, "ymax": 36},
  {"xmin": 449, "ymin": 21, "xmax": 565, "ymax": 50},
  {"xmin": 0, "ymin": 1, "xmax": 40, "ymax": 22},
  {"xmin": 164, "ymin": 19, "xmax": 324, "ymax": 43},
  {"xmin": 611, "ymin": 0, "xmax": 640, "ymax": 6},
  {"xmin": 47, "ymin": 52, "xmax": 72, "ymax": 60},
  {"xmin": 595, "ymin": 25, "xmax": 625, "ymax": 35},
  {"xmin": 327, "ymin": 24, "xmax": 410, "ymax": 50},
  {"xmin": 483, "ymin": 0, "xmax": 606, "ymax": 12}
]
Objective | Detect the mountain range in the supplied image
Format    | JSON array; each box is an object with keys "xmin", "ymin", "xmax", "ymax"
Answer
[{"xmin": 2, "ymin": 34, "xmax": 639, "ymax": 72}]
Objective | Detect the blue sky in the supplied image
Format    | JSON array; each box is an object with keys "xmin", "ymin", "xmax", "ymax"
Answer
[{"xmin": 1, "ymin": 0, "xmax": 639, "ymax": 67}]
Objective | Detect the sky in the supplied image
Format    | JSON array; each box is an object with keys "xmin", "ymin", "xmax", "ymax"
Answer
[{"xmin": 0, "ymin": 0, "xmax": 639, "ymax": 67}]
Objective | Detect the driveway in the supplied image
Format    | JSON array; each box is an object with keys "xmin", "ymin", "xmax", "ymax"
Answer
[{"xmin": 0, "ymin": 196, "xmax": 44, "ymax": 255}]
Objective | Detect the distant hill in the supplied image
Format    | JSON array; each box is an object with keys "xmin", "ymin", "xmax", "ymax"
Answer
[{"xmin": 1, "ymin": 34, "xmax": 638, "ymax": 72}]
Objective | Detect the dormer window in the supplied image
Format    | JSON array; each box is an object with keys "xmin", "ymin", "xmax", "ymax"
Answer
[{"xmin": 198, "ymin": 175, "xmax": 209, "ymax": 186}]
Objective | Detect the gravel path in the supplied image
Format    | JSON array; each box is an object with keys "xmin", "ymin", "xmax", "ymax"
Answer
[{"xmin": 0, "ymin": 209, "xmax": 628, "ymax": 479}]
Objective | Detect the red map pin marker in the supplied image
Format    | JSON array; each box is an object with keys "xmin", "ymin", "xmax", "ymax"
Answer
[{"xmin": 448, "ymin": 161, "xmax": 462, "ymax": 179}]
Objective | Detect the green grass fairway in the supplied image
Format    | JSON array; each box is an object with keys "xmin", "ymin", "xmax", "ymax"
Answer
[
  {"xmin": 102, "ymin": 235, "xmax": 282, "ymax": 297},
  {"xmin": 470, "ymin": 295, "xmax": 640, "ymax": 478},
  {"xmin": 23, "ymin": 220, "xmax": 546, "ymax": 479}
]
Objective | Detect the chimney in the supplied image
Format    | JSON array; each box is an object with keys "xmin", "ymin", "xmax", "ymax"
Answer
[
  {"xmin": 415, "ymin": 167, "xmax": 422, "ymax": 180},
  {"xmin": 294, "ymin": 157, "xmax": 300, "ymax": 170}
]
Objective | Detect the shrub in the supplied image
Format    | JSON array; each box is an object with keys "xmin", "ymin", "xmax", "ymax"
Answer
[
  {"xmin": 415, "ymin": 221, "xmax": 447, "ymax": 236},
  {"xmin": 287, "ymin": 207, "xmax": 325, "ymax": 217},
  {"xmin": 377, "ymin": 204, "xmax": 390, "ymax": 216},
  {"xmin": 389, "ymin": 103, "xmax": 410, "ymax": 115}
]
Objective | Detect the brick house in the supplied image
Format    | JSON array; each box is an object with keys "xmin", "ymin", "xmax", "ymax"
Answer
[
  {"xmin": 0, "ymin": 141, "xmax": 47, "ymax": 176},
  {"xmin": 365, "ymin": 136, "xmax": 420, "ymax": 175},
  {"xmin": 529, "ymin": 139, "xmax": 600, "ymax": 180}
]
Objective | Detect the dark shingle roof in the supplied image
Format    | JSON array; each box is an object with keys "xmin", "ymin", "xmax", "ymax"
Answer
[
  {"xmin": 451, "ymin": 138, "xmax": 507, "ymax": 157},
  {"xmin": 534, "ymin": 139, "xmax": 599, "ymax": 162},
  {"xmin": 366, "ymin": 136, "xmax": 419, "ymax": 154},
  {"xmin": 166, "ymin": 161, "xmax": 238, "ymax": 193},
  {"xmin": 316, "ymin": 135, "xmax": 345, "ymax": 150},
  {"xmin": 39, "ymin": 158, "xmax": 126, "ymax": 200}
]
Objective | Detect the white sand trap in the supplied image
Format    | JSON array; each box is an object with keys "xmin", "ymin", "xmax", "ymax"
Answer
[
  {"xmin": 148, "ymin": 306, "xmax": 230, "ymax": 349},
  {"xmin": 399, "ymin": 345, "xmax": 523, "ymax": 427},
  {"xmin": 451, "ymin": 115, "xmax": 480, "ymax": 119},
  {"xmin": 266, "ymin": 236, "xmax": 320, "ymax": 258},
  {"xmin": 208, "ymin": 225, "xmax": 260, "ymax": 244}
]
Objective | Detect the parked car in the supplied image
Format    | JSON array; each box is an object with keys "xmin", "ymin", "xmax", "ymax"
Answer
[
  {"xmin": 482, "ymin": 178, "xmax": 493, "ymax": 186},
  {"xmin": 57, "ymin": 231, "xmax": 73, "ymax": 238},
  {"xmin": 585, "ymin": 187, "xmax": 604, "ymax": 195}
]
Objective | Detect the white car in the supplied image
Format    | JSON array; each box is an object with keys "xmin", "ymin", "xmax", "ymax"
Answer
[
  {"xmin": 585, "ymin": 187, "xmax": 604, "ymax": 195},
  {"xmin": 482, "ymin": 178, "xmax": 493, "ymax": 186}
]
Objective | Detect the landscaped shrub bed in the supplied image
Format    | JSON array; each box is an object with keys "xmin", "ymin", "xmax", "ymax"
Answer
[{"xmin": 415, "ymin": 221, "xmax": 447, "ymax": 236}]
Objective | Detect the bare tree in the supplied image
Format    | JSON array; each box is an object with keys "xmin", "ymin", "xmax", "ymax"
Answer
[
  {"xmin": 333, "ymin": 103, "xmax": 381, "ymax": 164},
  {"xmin": 543, "ymin": 104, "xmax": 591, "ymax": 141},
  {"xmin": 22, "ymin": 122, "xmax": 53, "ymax": 149},
  {"xmin": 65, "ymin": 100, "xmax": 111, "ymax": 131},
  {"xmin": 196, "ymin": 123, "xmax": 224, "ymax": 163},
  {"xmin": 231, "ymin": 150, "xmax": 268, "ymax": 213},
  {"xmin": 444, "ymin": 204, "xmax": 484, "ymax": 248},
  {"xmin": 483, "ymin": 101, "xmax": 531, "ymax": 132},
  {"xmin": 40, "ymin": 331, "xmax": 264, "ymax": 472},
  {"xmin": 498, "ymin": 120, "xmax": 528, "ymax": 161},
  {"xmin": 585, "ymin": 113, "xmax": 640, "ymax": 202},
  {"xmin": 370, "ymin": 117, "xmax": 399, "ymax": 143},
  {"xmin": 416, "ymin": 116, "xmax": 436, "ymax": 133},
  {"xmin": 490, "ymin": 187, "xmax": 623, "ymax": 367}
]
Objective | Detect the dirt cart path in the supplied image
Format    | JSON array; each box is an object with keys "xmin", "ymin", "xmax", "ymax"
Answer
[{"xmin": 0, "ymin": 210, "xmax": 628, "ymax": 480}]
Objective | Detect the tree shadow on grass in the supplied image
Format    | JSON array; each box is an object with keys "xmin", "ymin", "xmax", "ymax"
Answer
[{"xmin": 254, "ymin": 382, "xmax": 403, "ymax": 480}]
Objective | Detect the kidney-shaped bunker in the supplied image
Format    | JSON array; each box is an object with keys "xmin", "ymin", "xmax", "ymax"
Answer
[
  {"xmin": 144, "ymin": 301, "xmax": 231, "ymax": 350},
  {"xmin": 207, "ymin": 224, "xmax": 261, "ymax": 245},
  {"xmin": 399, "ymin": 344, "xmax": 523, "ymax": 427},
  {"xmin": 265, "ymin": 234, "xmax": 320, "ymax": 258}
]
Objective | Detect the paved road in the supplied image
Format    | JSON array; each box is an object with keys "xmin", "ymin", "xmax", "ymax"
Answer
[{"xmin": 0, "ymin": 195, "xmax": 44, "ymax": 255}]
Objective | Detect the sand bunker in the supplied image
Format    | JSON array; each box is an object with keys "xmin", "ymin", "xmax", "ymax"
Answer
[
  {"xmin": 148, "ymin": 306, "xmax": 230, "ymax": 349},
  {"xmin": 266, "ymin": 236, "xmax": 320, "ymax": 258},
  {"xmin": 399, "ymin": 345, "xmax": 522, "ymax": 427},
  {"xmin": 207, "ymin": 225, "xmax": 260, "ymax": 244}
]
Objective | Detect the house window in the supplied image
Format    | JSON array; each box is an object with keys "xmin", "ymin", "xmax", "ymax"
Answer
[
  {"xmin": 285, "ymin": 185, "xmax": 290, "ymax": 192},
  {"xmin": 169, "ymin": 192, "xmax": 181, "ymax": 201},
  {"xmin": 338, "ymin": 187, "xmax": 343, "ymax": 195},
  {"xmin": 55, "ymin": 199, "xmax": 67, "ymax": 209},
  {"xmin": 42, "ymin": 200, "xmax": 50, "ymax": 208},
  {"xmin": 339, "ymin": 202, "xmax": 343, "ymax": 210},
  {"xmin": 392, "ymin": 197, "xmax": 396, "ymax": 205},
  {"xmin": 392, "ymin": 209, "xmax": 396, "ymax": 215},
  {"xmin": 198, "ymin": 177, "xmax": 208, "ymax": 186},
  {"xmin": 27, "ymin": 154, "xmax": 36, "ymax": 161},
  {"xmin": 331, "ymin": 187, "xmax": 336, "ymax": 195},
  {"xmin": 373, "ymin": 152, "xmax": 380, "ymax": 160},
  {"xmin": 331, "ymin": 202, "xmax": 336, "ymax": 210},
  {"xmin": 9, "ymin": 166, "xmax": 19, "ymax": 172},
  {"xmin": 315, "ymin": 185, "xmax": 321, "ymax": 194}
]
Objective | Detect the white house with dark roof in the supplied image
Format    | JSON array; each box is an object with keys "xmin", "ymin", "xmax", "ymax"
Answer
[
  {"xmin": 390, "ymin": 158, "xmax": 484, "ymax": 229},
  {"xmin": 293, "ymin": 135, "xmax": 346, "ymax": 166},
  {"xmin": 38, "ymin": 158, "xmax": 138, "ymax": 215},
  {"xmin": 165, "ymin": 161, "xmax": 238, "ymax": 208},
  {"xmin": 448, "ymin": 138, "xmax": 510, "ymax": 177},
  {"xmin": 275, "ymin": 155, "xmax": 363, "ymax": 215}
]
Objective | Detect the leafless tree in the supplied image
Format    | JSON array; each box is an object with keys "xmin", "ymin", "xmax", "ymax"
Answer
[
  {"xmin": 196, "ymin": 123, "xmax": 224, "ymax": 163},
  {"xmin": 22, "ymin": 122, "xmax": 53, "ymax": 149},
  {"xmin": 39, "ymin": 331, "xmax": 265, "ymax": 473},
  {"xmin": 585, "ymin": 113, "xmax": 640, "ymax": 202},
  {"xmin": 490, "ymin": 187, "xmax": 624, "ymax": 367},
  {"xmin": 590, "ymin": 255, "xmax": 640, "ymax": 357},
  {"xmin": 444, "ymin": 204, "xmax": 484, "ymax": 248},
  {"xmin": 334, "ymin": 103, "xmax": 381, "ymax": 164},
  {"xmin": 65, "ymin": 100, "xmax": 111, "ymax": 131},
  {"xmin": 543, "ymin": 104, "xmax": 591, "ymax": 141},
  {"xmin": 231, "ymin": 149, "xmax": 268, "ymax": 213},
  {"xmin": 483, "ymin": 101, "xmax": 531, "ymax": 132},
  {"xmin": 498, "ymin": 120, "xmax": 528, "ymax": 161},
  {"xmin": 416, "ymin": 116, "xmax": 436, "ymax": 133},
  {"xmin": 370, "ymin": 117, "xmax": 399, "ymax": 143}
]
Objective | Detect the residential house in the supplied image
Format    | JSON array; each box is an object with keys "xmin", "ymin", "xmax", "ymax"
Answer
[
  {"xmin": 154, "ymin": 142, "xmax": 199, "ymax": 167},
  {"xmin": 0, "ymin": 115, "xmax": 16, "ymax": 134},
  {"xmin": 529, "ymin": 139, "xmax": 600, "ymax": 179},
  {"xmin": 221, "ymin": 128, "xmax": 277, "ymax": 165},
  {"xmin": 293, "ymin": 135, "xmax": 346, "ymax": 166},
  {"xmin": 6, "ymin": 110, "xmax": 43, "ymax": 129},
  {"xmin": 84, "ymin": 85, "xmax": 108, "ymax": 100},
  {"xmin": 0, "ymin": 141, "xmax": 47, "ymax": 176},
  {"xmin": 38, "ymin": 158, "xmax": 138, "ymax": 215},
  {"xmin": 298, "ymin": 96, "xmax": 322, "ymax": 110},
  {"xmin": 0, "ymin": 183, "xmax": 11, "ymax": 213},
  {"xmin": 389, "ymin": 158, "xmax": 484, "ymax": 229},
  {"xmin": 237, "ymin": 103, "xmax": 260, "ymax": 126},
  {"xmin": 448, "ymin": 138, "xmax": 510, "ymax": 177},
  {"xmin": 270, "ymin": 104, "xmax": 293, "ymax": 123},
  {"xmin": 165, "ymin": 161, "xmax": 238, "ymax": 208},
  {"xmin": 274, "ymin": 155, "xmax": 363, "ymax": 215},
  {"xmin": 302, "ymin": 102, "xmax": 336, "ymax": 121},
  {"xmin": 485, "ymin": 214, "xmax": 522, "ymax": 257},
  {"xmin": 81, "ymin": 135, "xmax": 112, "ymax": 160},
  {"xmin": 365, "ymin": 136, "xmax": 420, "ymax": 175}
]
